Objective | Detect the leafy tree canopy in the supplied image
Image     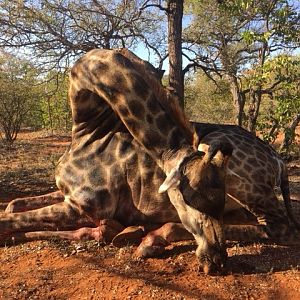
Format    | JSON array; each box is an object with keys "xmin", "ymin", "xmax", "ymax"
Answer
[{"xmin": 0, "ymin": 52, "xmax": 40, "ymax": 142}]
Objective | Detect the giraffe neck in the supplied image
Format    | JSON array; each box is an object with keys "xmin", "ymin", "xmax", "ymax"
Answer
[{"xmin": 69, "ymin": 49, "xmax": 195, "ymax": 169}]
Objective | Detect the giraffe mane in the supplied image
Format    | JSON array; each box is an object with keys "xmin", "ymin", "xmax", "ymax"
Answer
[{"xmin": 117, "ymin": 48, "xmax": 198, "ymax": 148}]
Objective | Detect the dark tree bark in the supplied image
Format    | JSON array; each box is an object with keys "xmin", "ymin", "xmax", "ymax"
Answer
[
  {"xmin": 280, "ymin": 114, "xmax": 300, "ymax": 152},
  {"xmin": 228, "ymin": 75, "xmax": 246, "ymax": 126},
  {"xmin": 248, "ymin": 88, "xmax": 262, "ymax": 134},
  {"xmin": 167, "ymin": 0, "xmax": 184, "ymax": 108}
]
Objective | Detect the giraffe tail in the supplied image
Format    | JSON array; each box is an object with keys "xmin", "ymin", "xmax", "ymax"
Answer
[{"xmin": 280, "ymin": 163, "xmax": 300, "ymax": 230}]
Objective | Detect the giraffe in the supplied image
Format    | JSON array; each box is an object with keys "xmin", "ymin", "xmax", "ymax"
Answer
[
  {"xmin": 0, "ymin": 49, "xmax": 232, "ymax": 275},
  {"xmin": 5, "ymin": 122, "xmax": 299, "ymax": 244},
  {"xmin": 3, "ymin": 125, "xmax": 300, "ymax": 275}
]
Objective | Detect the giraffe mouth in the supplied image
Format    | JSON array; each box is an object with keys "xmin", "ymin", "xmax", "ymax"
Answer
[
  {"xmin": 198, "ymin": 250, "xmax": 228, "ymax": 275},
  {"xmin": 192, "ymin": 213, "xmax": 227, "ymax": 275},
  {"xmin": 166, "ymin": 187, "xmax": 227, "ymax": 275}
]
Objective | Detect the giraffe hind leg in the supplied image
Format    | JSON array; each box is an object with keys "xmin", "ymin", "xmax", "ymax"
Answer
[
  {"xmin": 5, "ymin": 190, "xmax": 64, "ymax": 213},
  {"xmin": 227, "ymin": 190, "xmax": 300, "ymax": 245},
  {"xmin": 224, "ymin": 225, "xmax": 269, "ymax": 243},
  {"xmin": 251, "ymin": 193, "xmax": 297, "ymax": 244}
]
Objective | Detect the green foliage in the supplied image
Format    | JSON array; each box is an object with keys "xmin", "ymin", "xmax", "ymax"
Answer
[
  {"xmin": 184, "ymin": 0, "xmax": 300, "ymax": 128},
  {"xmin": 0, "ymin": 52, "xmax": 41, "ymax": 143},
  {"xmin": 37, "ymin": 72, "xmax": 72, "ymax": 133},
  {"xmin": 0, "ymin": 51, "xmax": 72, "ymax": 142},
  {"xmin": 185, "ymin": 72, "xmax": 235, "ymax": 123},
  {"xmin": 256, "ymin": 56, "xmax": 300, "ymax": 144}
]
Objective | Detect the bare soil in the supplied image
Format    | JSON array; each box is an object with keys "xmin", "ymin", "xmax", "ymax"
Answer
[{"xmin": 0, "ymin": 131, "xmax": 300, "ymax": 300}]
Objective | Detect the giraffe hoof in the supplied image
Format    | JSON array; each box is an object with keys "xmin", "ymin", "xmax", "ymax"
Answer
[
  {"xmin": 200, "ymin": 262, "xmax": 227, "ymax": 276},
  {"xmin": 5, "ymin": 201, "xmax": 18, "ymax": 213},
  {"xmin": 134, "ymin": 235, "xmax": 169, "ymax": 258},
  {"xmin": 112, "ymin": 226, "xmax": 145, "ymax": 247},
  {"xmin": 134, "ymin": 244, "xmax": 165, "ymax": 258}
]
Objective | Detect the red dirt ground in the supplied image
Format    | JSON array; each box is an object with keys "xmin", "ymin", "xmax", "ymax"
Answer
[{"xmin": 0, "ymin": 130, "xmax": 300, "ymax": 300}]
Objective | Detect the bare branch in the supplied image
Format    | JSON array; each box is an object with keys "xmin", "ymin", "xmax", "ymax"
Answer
[{"xmin": 140, "ymin": 0, "xmax": 168, "ymax": 13}]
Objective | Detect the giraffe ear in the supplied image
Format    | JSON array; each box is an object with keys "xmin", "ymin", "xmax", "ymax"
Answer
[{"xmin": 158, "ymin": 168, "xmax": 181, "ymax": 193}]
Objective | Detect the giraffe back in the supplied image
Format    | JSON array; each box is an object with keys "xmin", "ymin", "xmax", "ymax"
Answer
[{"xmin": 195, "ymin": 123, "xmax": 299, "ymax": 234}]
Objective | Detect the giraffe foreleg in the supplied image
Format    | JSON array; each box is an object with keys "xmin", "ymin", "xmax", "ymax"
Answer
[
  {"xmin": 0, "ymin": 201, "xmax": 84, "ymax": 245},
  {"xmin": 5, "ymin": 191, "xmax": 64, "ymax": 213},
  {"xmin": 0, "ymin": 219, "xmax": 125, "ymax": 246}
]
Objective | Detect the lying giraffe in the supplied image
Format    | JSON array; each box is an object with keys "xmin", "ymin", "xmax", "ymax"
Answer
[
  {"xmin": 0, "ymin": 49, "xmax": 232, "ymax": 275},
  {"xmin": 4, "ymin": 122, "xmax": 300, "ymax": 244}
]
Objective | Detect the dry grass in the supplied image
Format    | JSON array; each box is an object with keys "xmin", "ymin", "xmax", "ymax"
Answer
[{"xmin": 0, "ymin": 131, "xmax": 70, "ymax": 204}]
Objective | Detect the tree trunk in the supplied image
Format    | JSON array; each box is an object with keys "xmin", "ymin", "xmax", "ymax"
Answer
[
  {"xmin": 248, "ymin": 88, "xmax": 262, "ymax": 134},
  {"xmin": 228, "ymin": 75, "xmax": 245, "ymax": 126},
  {"xmin": 280, "ymin": 114, "xmax": 300, "ymax": 152},
  {"xmin": 46, "ymin": 96, "xmax": 54, "ymax": 136},
  {"xmin": 248, "ymin": 42, "xmax": 267, "ymax": 134},
  {"xmin": 268, "ymin": 118, "xmax": 279, "ymax": 143},
  {"xmin": 167, "ymin": 0, "xmax": 184, "ymax": 108}
]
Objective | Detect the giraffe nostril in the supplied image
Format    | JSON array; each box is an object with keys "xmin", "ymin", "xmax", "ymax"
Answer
[
  {"xmin": 203, "ymin": 264, "xmax": 210, "ymax": 275},
  {"xmin": 213, "ymin": 256, "xmax": 222, "ymax": 267}
]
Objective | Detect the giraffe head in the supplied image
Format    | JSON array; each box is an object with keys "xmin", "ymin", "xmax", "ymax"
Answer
[{"xmin": 159, "ymin": 140, "xmax": 232, "ymax": 274}]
